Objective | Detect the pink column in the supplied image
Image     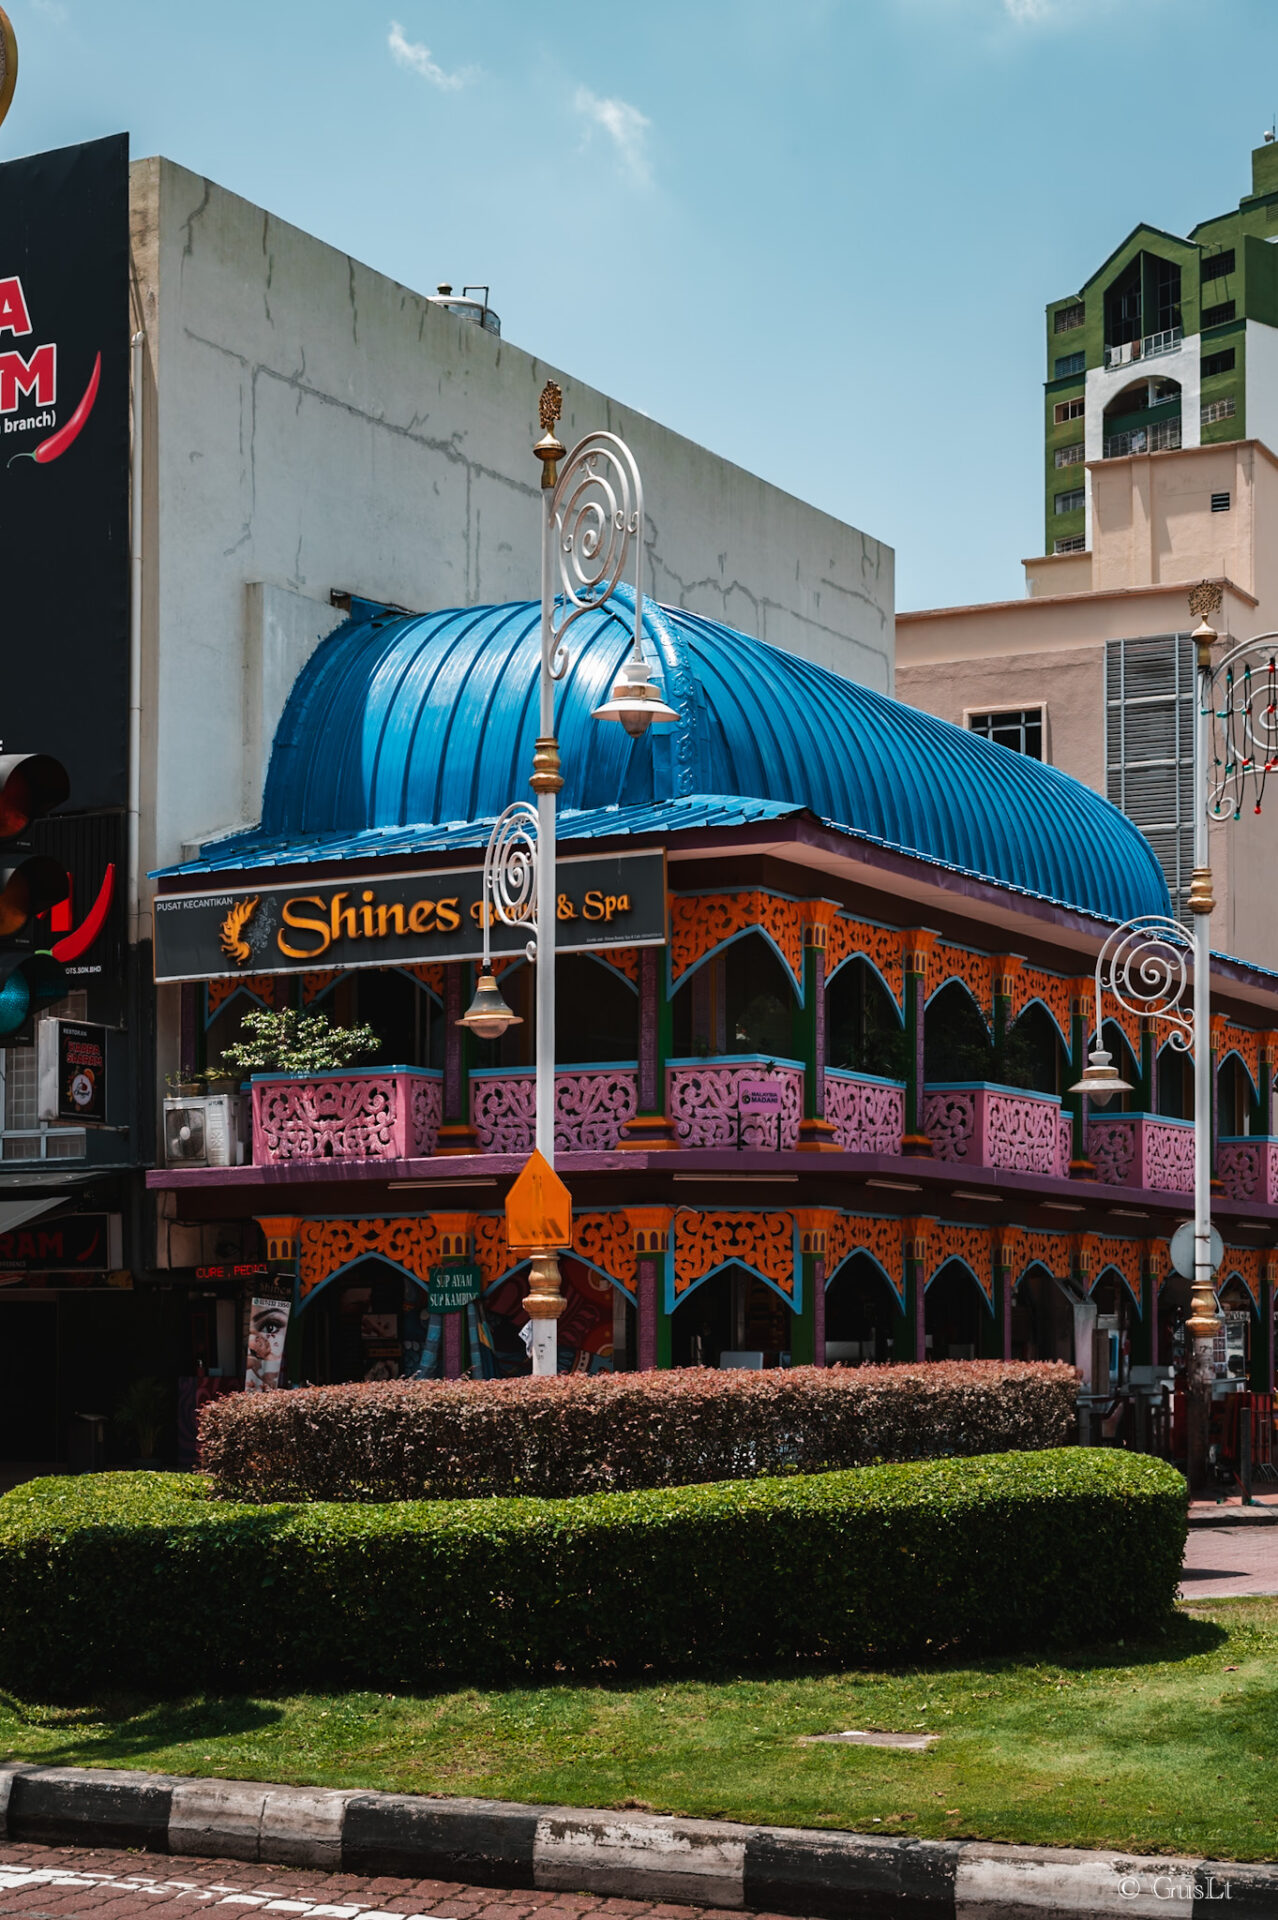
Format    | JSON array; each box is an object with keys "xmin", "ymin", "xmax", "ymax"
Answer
[
  {"xmin": 1002, "ymin": 1272, "xmax": 1012, "ymax": 1361},
  {"xmin": 813, "ymin": 1256, "xmax": 826, "ymax": 1366},
  {"xmin": 444, "ymin": 1311, "xmax": 462, "ymax": 1378},
  {"xmin": 637, "ymin": 1256, "xmax": 658, "ymax": 1371}
]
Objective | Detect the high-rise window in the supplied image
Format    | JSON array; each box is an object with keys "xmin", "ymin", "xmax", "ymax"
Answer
[
  {"xmin": 1203, "ymin": 300, "xmax": 1236, "ymax": 330},
  {"xmin": 968, "ymin": 708, "xmax": 1045, "ymax": 760},
  {"xmin": 1202, "ymin": 397, "xmax": 1236, "ymax": 427},
  {"xmin": 1054, "ymin": 396, "xmax": 1086, "ymax": 425},
  {"xmin": 1053, "ymin": 535, "xmax": 1087, "ymax": 554},
  {"xmin": 1054, "ymin": 443, "xmax": 1085, "ymax": 468},
  {"xmin": 1054, "ymin": 303, "xmax": 1086, "ymax": 333},
  {"xmin": 1054, "ymin": 351, "xmax": 1085, "ymax": 378},
  {"xmin": 1202, "ymin": 249, "xmax": 1235, "ymax": 282},
  {"xmin": 1105, "ymin": 635, "xmax": 1194, "ymax": 917},
  {"xmin": 1152, "ymin": 258, "xmax": 1182, "ymax": 336},
  {"xmin": 1054, "ymin": 487, "xmax": 1085, "ymax": 515}
]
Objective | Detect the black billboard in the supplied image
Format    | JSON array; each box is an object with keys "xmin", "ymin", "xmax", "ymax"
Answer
[
  {"xmin": 0, "ymin": 135, "xmax": 130, "ymax": 811},
  {"xmin": 153, "ymin": 850, "xmax": 667, "ymax": 983}
]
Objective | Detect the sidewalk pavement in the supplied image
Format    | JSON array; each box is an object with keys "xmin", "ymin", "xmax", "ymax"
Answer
[{"xmin": 1181, "ymin": 1520, "xmax": 1278, "ymax": 1598}]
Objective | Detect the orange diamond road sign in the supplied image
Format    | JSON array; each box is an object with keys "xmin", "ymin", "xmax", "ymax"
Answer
[{"xmin": 505, "ymin": 1149, "xmax": 572, "ymax": 1251}]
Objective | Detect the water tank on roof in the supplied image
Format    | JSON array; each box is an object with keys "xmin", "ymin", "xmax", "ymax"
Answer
[{"xmin": 428, "ymin": 283, "xmax": 501, "ymax": 336}]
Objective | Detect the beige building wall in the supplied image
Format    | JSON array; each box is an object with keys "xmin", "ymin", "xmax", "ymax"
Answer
[{"xmin": 897, "ymin": 441, "xmax": 1278, "ymax": 972}]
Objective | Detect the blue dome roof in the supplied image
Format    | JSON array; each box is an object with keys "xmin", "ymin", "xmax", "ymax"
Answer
[{"xmin": 253, "ymin": 590, "xmax": 1170, "ymax": 923}]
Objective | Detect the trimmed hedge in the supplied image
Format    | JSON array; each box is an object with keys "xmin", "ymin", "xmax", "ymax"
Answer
[
  {"xmin": 0, "ymin": 1449, "xmax": 1184, "ymax": 1696},
  {"xmin": 199, "ymin": 1361, "xmax": 1078, "ymax": 1502}
]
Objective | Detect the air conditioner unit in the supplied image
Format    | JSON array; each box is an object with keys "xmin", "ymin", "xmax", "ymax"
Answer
[{"xmin": 163, "ymin": 1095, "xmax": 248, "ymax": 1168}]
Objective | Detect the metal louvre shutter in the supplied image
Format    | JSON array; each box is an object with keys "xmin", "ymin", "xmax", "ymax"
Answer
[{"xmin": 1105, "ymin": 634, "xmax": 1194, "ymax": 915}]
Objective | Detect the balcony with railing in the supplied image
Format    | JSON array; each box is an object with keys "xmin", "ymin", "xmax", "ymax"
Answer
[
  {"xmin": 1104, "ymin": 326, "xmax": 1182, "ymax": 370},
  {"xmin": 1103, "ymin": 416, "xmax": 1181, "ymax": 460},
  {"xmin": 470, "ymin": 1064, "xmax": 639, "ymax": 1154},
  {"xmin": 1088, "ymin": 1113, "xmax": 1194, "ymax": 1193},
  {"xmin": 1218, "ymin": 1137, "xmax": 1278, "ymax": 1207},
  {"xmin": 251, "ymin": 1067, "xmax": 443, "ymax": 1167},
  {"xmin": 666, "ymin": 1055, "xmax": 803, "ymax": 1150},
  {"xmin": 824, "ymin": 1069, "xmax": 906, "ymax": 1154},
  {"xmin": 922, "ymin": 1083, "xmax": 1072, "ymax": 1178}
]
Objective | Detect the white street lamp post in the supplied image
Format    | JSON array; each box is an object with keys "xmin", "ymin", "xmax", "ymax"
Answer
[
  {"xmin": 1073, "ymin": 582, "xmax": 1278, "ymax": 1490},
  {"xmin": 460, "ymin": 383, "xmax": 675, "ymax": 1377}
]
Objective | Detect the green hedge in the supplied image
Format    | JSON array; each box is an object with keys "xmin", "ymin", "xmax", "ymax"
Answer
[
  {"xmin": 200, "ymin": 1362, "xmax": 1079, "ymax": 1502},
  {"xmin": 0, "ymin": 1450, "xmax": 1186, "ymax": 1697}
]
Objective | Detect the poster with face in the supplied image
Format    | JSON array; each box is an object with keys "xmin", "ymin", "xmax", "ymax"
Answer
[{"xmin": 244, "ymin": 1295, "xmax": 290, "ymax": 1392}]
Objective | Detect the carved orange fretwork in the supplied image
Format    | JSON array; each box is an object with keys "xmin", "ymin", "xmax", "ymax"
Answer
[
  {"xmin": 401, "ymin": 962, "xmax": 445, "ymax": 998},
  {"xmin": 1214, "ymin": 1017, "xmax": 1262, "ymax": 1090},
  {"xmin": 825, "ymin": 917, "xmax": 905, "ymax": 1009},
  {"xmin": 627, "ymin": 1206, "xmax": 674, "ymax": 1255},
  {"xmin": 924, "ymin": 1223, "xmax": 994, "ymax": 1303},
  {"xmin": 1074, "ymin": 1232, "xmax": 1144, "ymax": 1304},
  {"xmin": 593, "ymin": 947, "xmax": 640, "ymax": 985},
  {"xmin": 669, "ymin": 892, "xmax": 803, "ymax": 994},
  {"xmin": 298, "ymin": 1215, "xmax": 443, "ymax": 1302},
  {"xmin": 673, "ymin": 1210, "xmax": 795, "ymax": 1296},
  {"xmin": 573, "ymin": 1211, "xmax": 637, "ymax": 1297},
  {"xmin": 931, "ymin": 943, "xmax": 994, "ymax": 1024},
  {"xmin": 206, "ymin": 974, "xmax": 277, "ymax": 1021},
  {"xmin": 1220, "ymin": 1245, "xmax": 1263, "ymax": 1311},
  {"xmin": 996, "ymin": 1225, "xmax": 1072, "ymax": 1286},
  {"xmin": 824, "ymin": 1213, "xmax": 905, "ymax": 1304},
  {"xmin": 301, "ymin": 970, "xmax": 339, "ymax": 1006},
  {"xmin": 1004, "ymin": 964, "xmax": 1073, "ymax": 1043},
  {"xmin": 473, "ymin": 1213, "xmax": 519, "ymax": 1289}
]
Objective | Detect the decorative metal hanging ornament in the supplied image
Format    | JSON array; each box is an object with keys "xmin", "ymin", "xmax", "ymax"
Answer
[
  {"xmin": 1094, "ymin": 914, "xmax": 1195, "ymax": 1055},
  {"xmin": 1190, "ymin": 578, "xmax": 1278, "ymax": 822}
]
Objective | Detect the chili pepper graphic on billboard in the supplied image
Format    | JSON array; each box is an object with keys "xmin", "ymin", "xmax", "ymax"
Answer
[{"xmin": 0, "ymin": 134, "xmax": 129, "ymax": 810}]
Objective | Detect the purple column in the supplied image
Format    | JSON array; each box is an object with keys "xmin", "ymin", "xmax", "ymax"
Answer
[
  {"xmin": 438, "ymin": 963, "xmax": 478, "ymax": 1153},
  {"xmin": 915, "ymin": 1263, "xmax": 927, "ymax": 1362},
  {"xmin": 812, "ymin": 949, "xmax": 827, "ymax": 1121},
  {"xmin": 813, "ymin": 1256, "xmax": 826, "ymax": 1366},
  {"xmin": 637, "ymin": 1256, "xmax": 658, "ymax": 1370},
  {"xmin": 1002, "ymin": 1272, "xmax": 1012, "ymax": 1361},
  {"xmin": 444, "ymin": 1311, "xmax": 462, "ymax": 1379}
]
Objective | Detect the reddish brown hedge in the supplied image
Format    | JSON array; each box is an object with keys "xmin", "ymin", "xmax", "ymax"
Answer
[{"xmin": 199, "ymin": 1360, "xmax": 1078, "ymax": 1503}]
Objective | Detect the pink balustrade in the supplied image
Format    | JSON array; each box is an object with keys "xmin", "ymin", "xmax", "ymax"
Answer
[
  {"xmin": 1088, "ymin": 1113, "xmax": 1195, "ymax": 1192},
  {"xmin": 823, "ymin": 1070, "xmax": 905, "ymax": 1153},
  {"xmin": 922, "ymin": 1082, "xmax": 1068, "ymax": 1176},
  {"xmin": 470, "ymin": 1067, "xmax": 639, "ymax": 1154},
  {"xmin": 252, "ymin": 1068, "xmax": 442, "ymax": 1165},
  {"xmin": 1218, "ymin": 1137, "xmax": 1278, "ymax": 1205},
  {"xmin": 666, "ymin": 1057, "xmax": 804, "ymax": 1149}
]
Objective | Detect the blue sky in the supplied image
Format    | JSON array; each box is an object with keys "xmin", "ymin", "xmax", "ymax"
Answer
[{"xmin": 6, "ymin": 0, "xmax": 1278, "ymax": 610}]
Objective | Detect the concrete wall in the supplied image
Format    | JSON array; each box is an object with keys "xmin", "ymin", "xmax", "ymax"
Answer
[{"xmin": 130, "ymin": 157, "xmax": 893, "ymax": 889}]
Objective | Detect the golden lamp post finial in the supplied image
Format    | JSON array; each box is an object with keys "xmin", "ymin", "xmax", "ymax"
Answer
[{"xmin": 533, "ymin": 380, "xmax": 565, "ymax": 490}]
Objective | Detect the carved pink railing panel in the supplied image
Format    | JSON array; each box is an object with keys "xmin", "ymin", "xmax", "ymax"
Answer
[
  {"xmin": 1090, "ymin": 1114, "xmax": 1194, "ymax": 1193},
  {"xmin": 1219, "ymin": 1138, "xmax": 1278, "ymax": 1205},
  {"xmin": 924, "ymin": 1084, "xmax": 1066, "ymax": 1175},
  {"xmin": 1055, "ymin": 1110, "xmax": 1074, "ymax": 1178},
  {"xmin": 251, "ymin": 1068, "xmax": 442, "ymax": 1165},
  {"xmin": 823, "ymin": 1072, "xmax": 905, "ymax": 1153},
  {"xmin": 666, "ymin": 1060, "xmax": 803, "ymax": 1149},
  {"xmin": 922, "ymin": 1086, "xmax": 977, "ymax": 1162},
  {"xmin": 470, "ymin": 1068, "xmax": 638, "ymax": 1154}
]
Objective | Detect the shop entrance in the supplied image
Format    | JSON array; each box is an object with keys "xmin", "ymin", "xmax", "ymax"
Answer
[
  {"xmin": 670, "ymin": 1262, "xmax": 793, "ymax": 1368},
  {"xmin": 925, "ymin": 1260, "xmax": 989, "ymax": 1360},
  {"xmin": 1010, "ymin": 1265, "xmax": 1075, "ymax": 1363},
  {"xmin": 0, "ymin": 1298, "xmax": 57, "ymax": 1460},
  {"xmin": 824, "ymin": 1253, "xmax": 901, "ymax": 1364}
]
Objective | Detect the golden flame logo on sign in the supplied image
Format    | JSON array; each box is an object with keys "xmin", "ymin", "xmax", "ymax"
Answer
[{"xmin": 220, "ymin": 896, "xmax": 259, "ymax": 966}]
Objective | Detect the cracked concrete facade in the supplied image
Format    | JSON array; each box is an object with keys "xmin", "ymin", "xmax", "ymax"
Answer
[{"xmin": 128, "ymin": 156, "xmax": 893, "ymax": 898}]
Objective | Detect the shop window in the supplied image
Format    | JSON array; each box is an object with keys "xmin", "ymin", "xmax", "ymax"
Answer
[
  {"xmin": 555, "ymin": 955, "xmax": 638, "ymax": 1065},
  {"xmin": 924, "ymin": 1260, "xmax": 988, "ymax": 1362},
  {"xmin": 826, "ymin": 955, "xmax": 906, "ymax": 1078},
  {"xmin": 924, "ymin": 980, "xmax": 994, "ymax": 1083},
  {"xmin": 353, "ymin": 967, "xmax": 426, "ymax": 1068},
  {"xmin": 671, "ymin": 932, "xmax": 797, "ymax": 1058},
  {"xmin": 669, "ymin": 1263, "xmax": 792, "ymax": 1369},
  {"xmin": 1010, "ymin": 1266, "xmax": 1075, "ymax": 1364},
  {"xmin": 825, "ymin": 1253, "xmax": 902, "ymax": 1364},
  {"xmin": 1097, "ymin": 1020, "xmax": 1139, "ymax": 1113},
  {"xmin": 1218, "ymin": 1054, "xmax": 1256, "ymax": 1137},
  {"xmin": 1157, "ymin": 1043, "xmax": 1191, "ymax": 1120}
]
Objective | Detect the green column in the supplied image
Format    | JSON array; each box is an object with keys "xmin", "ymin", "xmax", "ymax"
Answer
[
  {"xmin": 792, "ymin": 1244, "xmax": 818, "ymax": 1366},
  {"xmin": 1130, "ymin": 1256, "xmax": 1154, "ymax": 1369}
]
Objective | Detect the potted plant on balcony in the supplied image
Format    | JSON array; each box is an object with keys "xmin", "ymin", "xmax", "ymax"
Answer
[{"xmin": 214, "ymin": 1007, "xmax": 380, "ymax": 1081}]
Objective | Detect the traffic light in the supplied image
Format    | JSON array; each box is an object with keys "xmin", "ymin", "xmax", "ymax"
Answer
[{"xmin": 0, "ymin": 753, "xmax": 70, "ymax": 1043}]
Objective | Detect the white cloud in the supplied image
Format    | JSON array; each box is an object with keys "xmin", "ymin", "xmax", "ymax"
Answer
[
  {"xmin": 387, "ymin": 21, "xmax": 470, "ymax": 90},
  {"xmin": 574, "ymin": 86, "xmax": 652, "ymax": 186}
]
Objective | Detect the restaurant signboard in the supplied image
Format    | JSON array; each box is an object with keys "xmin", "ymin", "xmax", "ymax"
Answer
[{"xmin": 153, "ymin": 849, "xmax": 666, "ymax": 984}]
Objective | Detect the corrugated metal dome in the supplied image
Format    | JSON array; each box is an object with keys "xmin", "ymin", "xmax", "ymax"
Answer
[{"xmin": 255, "ymin": 589, "xmax": 1170, "ymax": 922}]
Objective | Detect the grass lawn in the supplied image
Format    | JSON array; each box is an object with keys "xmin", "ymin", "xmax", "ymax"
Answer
[{"xmin": 1, "ymin": 1600, "xmax": 1275, "ymax": 1861}]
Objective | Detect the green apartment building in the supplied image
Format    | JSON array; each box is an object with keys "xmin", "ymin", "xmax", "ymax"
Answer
[{"xmin": 1044, "ymin": 139, "xmax": 1278, "ymax": 553}]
